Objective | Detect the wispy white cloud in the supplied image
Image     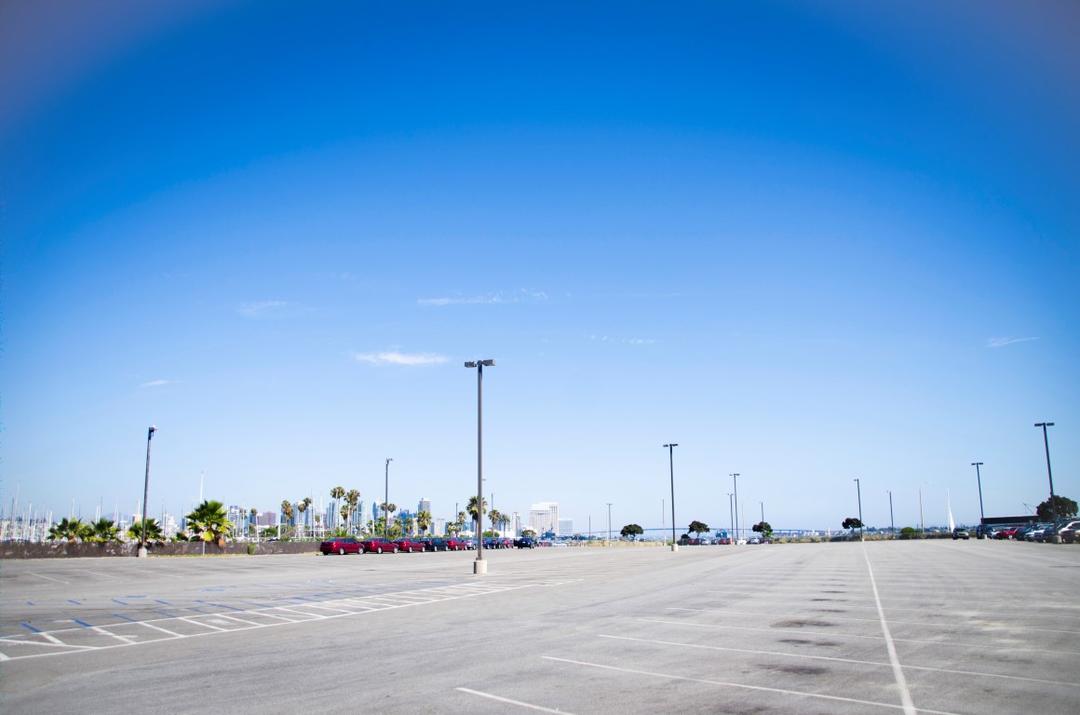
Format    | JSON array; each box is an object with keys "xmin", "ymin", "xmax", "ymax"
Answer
[
  {"xmin": 139, "ymin": 379, "xmax": 172, "ymax": 388},
  {"xmin": 237, "ymin": 300, "xmax": 289, "ymax": 317},
  {"xmin": 588, "ymin": 334, "xmax": 656, "ymax": 346},
  {"xmin": 986, "ymin": 336, "xmax": 1039, "ymax": 348},
  {"xmin": 353, "ymin": 351, "xmax": 448, "ymax": 366},
  {"xmin": 418, "ymin": 289, "xmax": 548, "ymax": 307}
]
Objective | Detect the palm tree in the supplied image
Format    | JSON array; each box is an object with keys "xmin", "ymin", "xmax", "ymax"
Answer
[
  {"xmin": 330, "ymin": 486, "xmax": 345, "ymax": 528},
  {"xmin": 297, "ymin": 498, "xmax": 312, "ymax": 539},
  {"xmin": 467, "ymin": 496, "xmax": 487, "ymax": 536},
  {"xmin": 416, "ymin": 510, "xmax": 432, "ymax": 535},
  {"xmin": 127, "ymin": 518, "xmax": 163, "ymax": 544},
  {"xmin": 346, "ymin": 489, "xmax": 361, "ymax": 534},
  {"xmin": 401, "ymin": 513, "xmax": 415, "ymax": 536},
  {"xmin": 281, "ymin": 500, "xmax": 295, "ymax": 539},
  {"xmin": 47, "ymin": 517, "xmax": 87, "ymax": 543},
  {"xmin": 489, "ymin": 508, "xmax": 503, "ymax": 536},
  {"xmin": 86, "ymin": 518, "xmax": 121, "ymax": 543},
  {"xmin": 249, "ymin": 507, "xmax": 258, "ymax": 539},
  {"xmin": 380, "ymin": 502, "xmax": 397, "ymax": 537},
  {"xmin": 186, "ymin": 500, "xmax": 233, "ymax": 547}
]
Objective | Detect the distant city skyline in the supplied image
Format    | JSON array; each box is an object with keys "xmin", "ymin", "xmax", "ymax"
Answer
[{"xmin": 2, "ymin": 3, "xmax": 1076, "ymax": 534}]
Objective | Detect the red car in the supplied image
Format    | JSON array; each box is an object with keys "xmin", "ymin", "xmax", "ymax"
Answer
[
  {"xmin": 360, "ymin": 538, "xmax": 398, "ymax": 554},
  {"xmin": 995, "ymin": 528, "xmax": 1020, "ymax": 540},
  {"xmin": 444, "ymin": 537, "xmax": 468, "ymax": 551},
  {"xmin": 320, "ymin": 537, "xmax": 361, "ymax": 555},
  {"xmin": 393, "ymin": 538, "xmax": 426, "ymax": 553}
]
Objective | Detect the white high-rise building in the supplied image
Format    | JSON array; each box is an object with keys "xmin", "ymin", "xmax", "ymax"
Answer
[
  {"xmin": 417, "ymin": 498, "xmax": 431, "ymax": 515},
  {"xmin": 528, "ymin": 501, "xmax": 559, "ymax": 535}
]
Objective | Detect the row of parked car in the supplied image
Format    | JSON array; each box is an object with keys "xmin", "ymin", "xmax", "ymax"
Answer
[
  {"xmin": 985, "ymin": 519, "xmax": 1080, "ymax": 543},
  {"xmin": 319, "ymin": 535, "xmax": 539, "ymax": 555}
]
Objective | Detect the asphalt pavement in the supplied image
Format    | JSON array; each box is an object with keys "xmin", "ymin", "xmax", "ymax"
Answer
[{"xmin": 1, "ymin": 540, "xmax": 1078, "ymax": 714}]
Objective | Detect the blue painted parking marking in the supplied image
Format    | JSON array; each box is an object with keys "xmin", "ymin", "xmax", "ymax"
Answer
[
  {"xmin": 20, "ymin": 622, "xmax": 41, "ymax": 633},
  {"xmin": 112, "ymin": 613, "xmax": 138, "ymax": 623},
  {"xmin": 67, "ymin": 599, "xmax": 82, "ymax": 605},
  {"xmin": 154, "ymin": 599, "xmax": 172, "ymax": 605},
  {"xmin": 112, "ymin": 598, "xmax": 129, "ymax": 606},
  {"xmin": 73, "ymin": 619, "xmax": 94, "ymax": 629}
]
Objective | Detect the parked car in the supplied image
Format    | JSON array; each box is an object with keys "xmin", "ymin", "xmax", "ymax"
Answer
[
  {"xmin": 1047, "ymin": 520, "xmax": 1080, "ymax": 544},
  {"xmin": 444, "ymin": 537, "xmax": 468, "ymax": 551},
  {"xmin": 393, "ymin": 538, "xmax": 426, "ymax": 553},
  {"xmin": 1027, "ymin": 524, "xmax": 1053, "ymax": 542},
  {"xmin": 422, "ymin": 537, "xmax": 449, "ymax": 551},
  {"xmin": 320, "ymin": 537, "xmax": 361, "ymax": 555},
  {"xmin": 360, "ymin": 537, "xmax": 398, "ymax": 554},
  {"xmin": 747, "ymin": 537, "xmax": 762, "ymax": 545},
  {"xmin": 1059, "ymin": 521, "xmax": 1080, "ymax": 544},
  {"xmin": 715, "ymin": 537, "xmax": 732, "ymax": 545},
  {"xmin": 514, "ymin": 536, "xmax": 537, "ymax": 548},
  {"xmin": 995, "ymin": 527, "xmax": 1020, "ymax": 540},
  {"xmin": 952, "ymin": 528, "xmax": 970, "ymax": 540}
]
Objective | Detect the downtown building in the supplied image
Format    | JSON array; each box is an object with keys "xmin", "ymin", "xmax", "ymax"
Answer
[{"xmin": 528, "ymin": 502, "xmax": 560, "ymax": 536}]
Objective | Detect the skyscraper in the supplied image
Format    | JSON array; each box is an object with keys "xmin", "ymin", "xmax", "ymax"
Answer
[{"xmin": 528, "ymin": 502, "xmax": 559, "ymax": 535}]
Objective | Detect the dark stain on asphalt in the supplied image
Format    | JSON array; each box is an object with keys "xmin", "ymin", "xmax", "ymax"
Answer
[
  {"xmin": 771, "ymin": 619, "xmax": 835, "ymax": 628},
  {"xmin": 814, "ymin": 608, "xmax": 845, "ymax": 613},
  {"xmin": 764, "ymin": 664, "xmax": 830, "ymax": 676},
  {"xmin": 822, "ymin": 589, "xmax": 846, "ymax": 594},
  {"xmin": 778, "ymin": 638, "xmax": 841, "ymax": 647}
]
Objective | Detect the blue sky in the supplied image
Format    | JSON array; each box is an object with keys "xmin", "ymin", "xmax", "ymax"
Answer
[{"xmin": 2, "ymin": 1, "xmax": 1077, "ymax": 533}]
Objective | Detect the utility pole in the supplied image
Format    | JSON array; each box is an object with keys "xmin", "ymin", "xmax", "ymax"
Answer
[
  {"xmin": 606, "ymin": 502, "xmax": 613, "ymax": 543},
  {"xmin": 853, "ymin": 478, "xmax": 863, "ymax": 541},
  {"xmin": 730, "ymin": 474, "xmax": 740, "ymax": 543},
  {"xmin": 383, "ymin": 458, "xmax": 392, "ymax": 538},
  {"xmin": 918, "ymin": 488, "xmax": 925, "ymax": 537},
  {"xmin": 727, "ymin": 492, "xmax": 734, "ymax": 545},
  {"xmin": 1034, "ymin": 423, "xmax": 1056, "ymax": 520},
  {"xmin": 465, "ymin": 359, "xmax": 495, "ymax": 575},
  {"xmin": 664, "ymin": 444, "xmax": 679, "ymax": 551},
  {"xmin": 971, "ymin": 462, "xmax": 985, "ymax": 525},
  {"xmin": 888, "ymin": 490, "xmax": 895, "ymax": 536},
  {"xmin": 138, "ymin": 426, "xmax": 157, "ymax": 558}
]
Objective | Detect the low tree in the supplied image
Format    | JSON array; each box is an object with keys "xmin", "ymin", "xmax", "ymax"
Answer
[
  {"xmin": 688, "ymin": 520, "xmax": 709, "ymax": 537},
  {"xmin": 1037, "ymin": 495, "xmax": 1078, "ymax": 521},
  {"xmin": 522, "ymin": 528, "xmax": 537, "ymax": 538},
  {"xmin": 841, "ymin": 517, "xmax": 863, "ymax": 539},
  {"xmin": 186, "ymin": 500, "xmax": 233, "ymax": 548},
  {"xmin": 899, "ymin": 526, "xmax": 918, "ymax": 540},
  {"xmin": 48, "ymin": 517, "xmax": 89, "ymax": 543},
  {"xmin": 620, "ymin": 523, "xmax": 644, "ymax": 540},
  {"xmin": 85, "ymin": 518, "xmax": 121, "ymax": 543},
  {"xmin": 127, "ymin": 518, "xmax": 163, "ymax": 544},
  {"xmin": 751, "ymin": 521, "xmax": 773, "ymax": 538}
]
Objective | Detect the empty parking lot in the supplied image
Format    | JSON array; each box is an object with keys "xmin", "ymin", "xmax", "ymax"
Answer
[{"xmin": 2, "ymin": 540, "xmax": 1078, "ymax": 714}]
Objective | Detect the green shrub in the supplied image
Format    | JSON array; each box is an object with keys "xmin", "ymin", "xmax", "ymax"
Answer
[
  {"xmin": 899, "ymin": 527, "xmax": 918, "ymax": 540},
  {"xmin": 246, "ymin": 543, "xmax": 257, "ymax": 555}
]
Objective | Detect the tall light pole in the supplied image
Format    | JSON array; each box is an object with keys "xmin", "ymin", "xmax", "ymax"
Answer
[
  {"xmin": 1034, "ymin": 422, "xmax": 1056, "ymax": 520},
  {"xmin": 137, "ymin": 426, "xmax": 157, "ymax": 558},
  {"xmin": 606, "ymin": 502, "xmax": 613, "ymax": 543},
  {"xmin": 664, "ymin": 444, "xmax": 678, "ymax": 551},
  {"xmin": 887, "ymin": 490, "xmax": 894, "ymax": 536},
  {"xmin": 383, "ymin": 457, "xmax": 392, "ymax": 538},
  {"xmin": 727, "ymin": 492, "xmax": 734, "ymax": 544},
  {"xmin": 971, "ymin": 462, "xmax": 985, "ymax": 525},
  {"xmin": 465, "ymin": 359, "xmax": 495, "ymax": 574},
  {"xmin": 760, "ymin": 501, "xmax": 765, "ymax": 525},
  {"xmin": 918, "ymin": 488, "xmax": 925, "ymax": 537},
  {"xmin": 730, "ymin": 474, "xmax": 740, "ymax": 543},
  {"xmin": 853, "ymin": 478, "xmax": 863, "ymax": 541}
]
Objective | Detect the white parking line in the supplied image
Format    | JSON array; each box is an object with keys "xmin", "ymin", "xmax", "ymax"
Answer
[
  {"xmin": 455, "ymin": 687, "xmax": 576, "ymax": 714},
  {"xmin": 137, "ymin": 621, "xmax": 182, "ymax": 638},
  {"xmin": 27, "ymin": 572, "xmax": 69, "ymax": 585},
  {"xmin": 177, "ymin": 616, "xmax": 227, "ymax": 632},
  {"xmin": 92, "ymin": 627, "xmax": 136, "ymax": 645},
  {"xmin": 541, "ymin": 656, "xmax": 960, "ymax": 715},
  {"xmin": 864, "ymin": 546, "xmax": 916, "ymax": 715},
  {"xmin": 597, "ymin": 634, "xmax": 1080, "ymax": 689}
]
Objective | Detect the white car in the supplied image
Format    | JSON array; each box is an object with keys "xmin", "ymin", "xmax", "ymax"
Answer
[{"xmin": 736, "ymin": 538, "xmax": 748, "ymax": 545}]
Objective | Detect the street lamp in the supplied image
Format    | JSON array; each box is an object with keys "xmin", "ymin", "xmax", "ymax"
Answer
[
  {"xmin": 465, "ymin": 359, "xmax": 495, "ymax": 574},
  {"xmin": 971, "ymin": 462, "xmax": 985, "ymax": 526},
  {"xmin": 854, "ymin": 478, "xmax": 863, "ymax": 541},
  {"xmin": 606, "ymin": 502, "xmax": 613, "ymax": 543},
  {"xmin": 664, "ymin": 444, "xmax": 678, "ymax": 551},
  {"xmin": 383, "ymin": 458, "xmax": 393, "ymax": 538},
  {"xmin": 138, "ymin": 425, "xmax": 157, "ymax": 558},
  {"xmin": 730, "ymin": 474, "xmax": 740, "ymax": 543},
  {"xmin": 1034, "ymin": 422, "xmax": 1056, "ymax": 520}
]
